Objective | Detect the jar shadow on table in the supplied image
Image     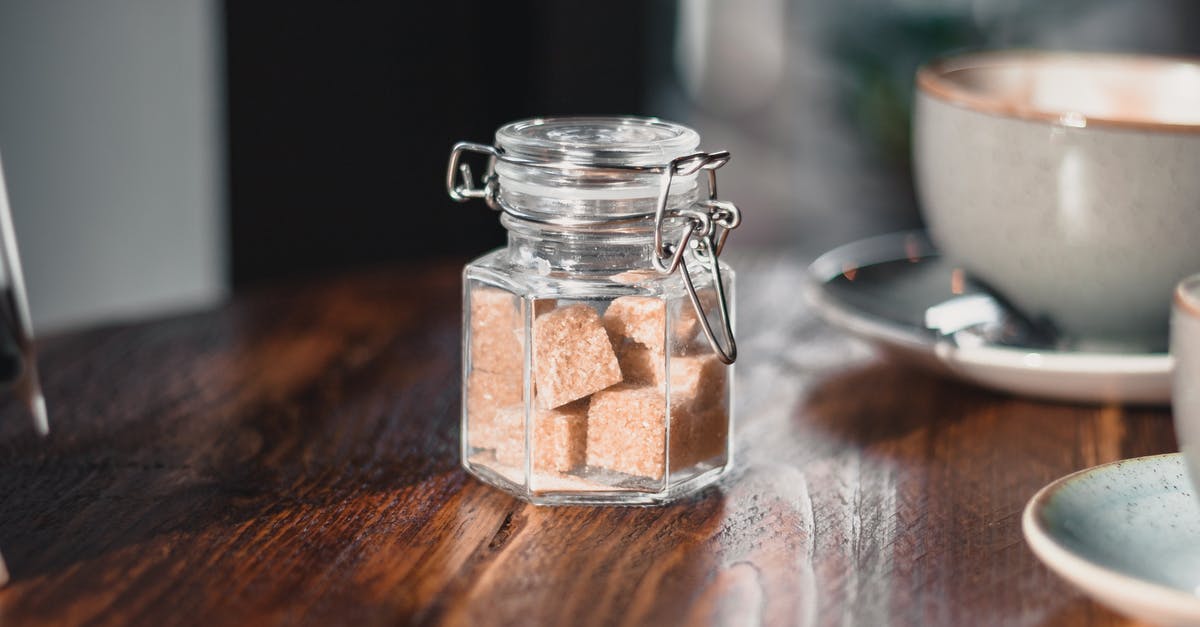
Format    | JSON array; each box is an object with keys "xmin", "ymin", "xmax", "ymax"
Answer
[
  {"xmin": 430, "ymin": 485, "xmax": 722, "ymax": 621},
  {"xmin": 441, "ymin": 473, "xmax": 817, "ymax": 626}
]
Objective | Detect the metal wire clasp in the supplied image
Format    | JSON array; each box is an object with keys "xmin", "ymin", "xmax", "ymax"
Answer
[
  {"xmin": 652, "ymin": 151, "xmax": 741, "ymax": 364},
  {"xmin": 446, "ymin": 142, "xmax": 500, "ymax": 209}
]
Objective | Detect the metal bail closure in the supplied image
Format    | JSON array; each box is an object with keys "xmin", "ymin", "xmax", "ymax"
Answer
[
  {"xmin": 679, "ymin": 234, "xmax": 737, "ymax": 364},
  {"xmin": 446, "ymin": 142, "xmax": 501, "ymax": 209},
  {"xmin": 652, "ymin": 151, "xmax": 741, "ymax": 364}
]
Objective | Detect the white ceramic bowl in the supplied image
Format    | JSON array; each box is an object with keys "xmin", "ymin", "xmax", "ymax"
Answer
[{"xmin": 914, "ymin": 51, "xmax": 1200, "ymax": 351}]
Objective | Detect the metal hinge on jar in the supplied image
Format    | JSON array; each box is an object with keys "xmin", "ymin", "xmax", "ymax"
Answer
[{"xmin": 446, "ymin": 141, "xmax": 741, "ymax": 364}]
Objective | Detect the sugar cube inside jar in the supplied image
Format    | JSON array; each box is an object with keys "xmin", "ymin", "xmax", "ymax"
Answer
[{"xmin": 449, "ymin": 116, "xmax": 740, "ymax": 505}]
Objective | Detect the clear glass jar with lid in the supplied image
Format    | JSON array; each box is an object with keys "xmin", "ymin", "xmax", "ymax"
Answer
[{"xmin": 446, "ymin": 116, "xmax": 741, "ymax": 505}]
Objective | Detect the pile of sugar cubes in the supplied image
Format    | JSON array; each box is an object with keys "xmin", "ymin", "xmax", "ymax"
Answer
[{"xmin": 467, "ymin": 287, "xmax": 728, "ymax": 482}]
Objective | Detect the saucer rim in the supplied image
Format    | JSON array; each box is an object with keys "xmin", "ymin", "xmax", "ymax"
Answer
[
  {"xmin": 1021, "ymin": 453, "xmax": 1200, "ymax": 623},
  {"xmin": 806, "ymin": 230, "xmax": 1171, "ymax": 401}
]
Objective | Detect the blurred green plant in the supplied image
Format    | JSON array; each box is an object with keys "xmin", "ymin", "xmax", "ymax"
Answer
[{"xmin": 829, "ymin": 7, "xmax": 984, "ymax": 167}]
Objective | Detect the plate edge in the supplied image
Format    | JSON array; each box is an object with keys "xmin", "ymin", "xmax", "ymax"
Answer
[{"xmin": 1021, "ymin": 453, "xmax": 1200, "ymax": 622}]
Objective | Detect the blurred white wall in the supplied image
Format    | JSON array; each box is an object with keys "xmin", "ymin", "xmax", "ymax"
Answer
[{"xmin": 0, "ymin": 0, "xmax": 226, "ymax": 333}]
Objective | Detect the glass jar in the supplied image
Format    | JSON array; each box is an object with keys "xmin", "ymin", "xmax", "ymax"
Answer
[{"xmin": 446, "ymin": 116, "xmax": 741, "ymax": 505}]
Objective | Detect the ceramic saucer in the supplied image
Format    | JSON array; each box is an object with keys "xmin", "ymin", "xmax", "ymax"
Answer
[
  {"xmin": 805, "ymin": 231, "xmax": 1171, "ymax": 404},
  {"xmin": 1023, "ymin": 454, "xmax": 1200, "ymax": 626}
]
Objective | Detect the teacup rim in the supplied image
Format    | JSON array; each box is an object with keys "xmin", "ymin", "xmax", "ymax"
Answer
[
  {"xmin": 917, "ymin": 49, "xmax": 1200, "ymax": 134},
  {"xmin": 1175, "ymin": 274, "xmax": 1200, "ymax": 319}
]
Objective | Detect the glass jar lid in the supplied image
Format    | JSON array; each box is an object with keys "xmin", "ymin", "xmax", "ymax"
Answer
[
  {"xmin": 494, "ymin": 117, "xmax": 701, "ymax": 168},
  {"xmin": 490, "ymin": 117, "xmax": 706, "ymax": 218}
]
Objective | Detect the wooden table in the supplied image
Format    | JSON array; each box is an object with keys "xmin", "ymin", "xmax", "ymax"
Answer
[{"xmin": 0, "ymin": 257, "xmax": 1174, "ymax": 626}]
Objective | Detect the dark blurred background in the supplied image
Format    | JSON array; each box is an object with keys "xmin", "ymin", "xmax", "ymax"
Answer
[
  {"xmin": 0, "ymin": 0, "xmax": 1198, "ymax": 329},
  {"xmin": 227, "ymin": 3, "xmax": 674, "ymax": 286}
]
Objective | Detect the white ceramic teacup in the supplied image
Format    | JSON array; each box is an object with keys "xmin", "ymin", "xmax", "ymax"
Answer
[
  {"xmin": 1173, "ymin": 275, "xmax": 1200, "ymax": 493},
  {"xmin": 914, "ymin": 51, "xmax": 1200, "ymax": 351}
]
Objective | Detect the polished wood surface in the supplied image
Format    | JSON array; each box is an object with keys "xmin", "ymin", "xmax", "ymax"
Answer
[{"xmin": 0, "ymin": 257, "xmax": 1174, "ymax": 626}]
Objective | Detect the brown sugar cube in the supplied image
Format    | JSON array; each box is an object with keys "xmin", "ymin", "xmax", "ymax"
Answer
[
  {"xmin": 604, "ymin": 294, "xmax": 719, "ymax": 353},
  {"xmin": 486, "ymin": 406, "xmax": 528, "ymax": 469},
  {"xmin": 608, "ymin": 269, "xmax": 658, "ymax": 285},
  {"xmin": 587, "ymin": 385, "xmax": 668, "ymax": 479},
  {"xmin": 686, "ymin": 406, "xmax": 730, "ymax": 464},
  {"xmin": 668, "ymin": 401, "xmax": 729, "ymax": 469},
  {"xmin": 615, "ymin": 349, "xmax": 726, "ymax": 408},
  {"xmin": 667, "ymin": 354, "xmax": 729, "ymax": 467},
  {"xmin": 470, "ymin": 287, "xmax": 524, "ymax": 374},
  {"xmin": 466, "ymin": 370, "xmax": 523, "ymax": 450},
  {"xmin": 467, "ymin": 370, "xmax": 523, "ymax": 409},
  {"xmin": 616, "ymin": 343, "xmax": 664, "ymax": 385},
  {"xmin": 588, "ymin": 383, "xmax": 730, "ymax": 480},
  {"xmin": 492, "ymin": 400, "xmax": 588, "ymax": 473},
  {"xmin": 672, "ymin": 288, "xmax": 719, "ymax": 348},
  {"xmin": 603, "ymin": 296, "xmax": 667, "ymax": 353},
  {"xmin": 668, "ymin": 354, "xmax": 727, "ymax": 410},
  {"xmin": 533, "ymin": 304, "xmax": 622, "ymax": 409},
  {"xmin": 533, "ymin": 298, "xmax": 557, "ymax": 317}
]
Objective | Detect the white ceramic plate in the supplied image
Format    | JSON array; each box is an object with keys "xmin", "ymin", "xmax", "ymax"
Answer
[
  {"xmin": 1023, "ymin": 454, "xmax": 1200, "ymax": 626},
  {"xmin": 805, "ymin": 231, "xmax": 1171, "ymax": 405}
]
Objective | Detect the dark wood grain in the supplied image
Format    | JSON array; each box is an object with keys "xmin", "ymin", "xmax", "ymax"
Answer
[{"xmin": 0, "ymin": 256, "xmax": 1173, "ymax": 626}]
